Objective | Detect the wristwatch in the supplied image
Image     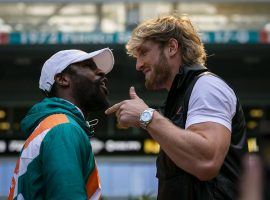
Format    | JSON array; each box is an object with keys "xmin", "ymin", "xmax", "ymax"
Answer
[{"xmin": 139, "ymin": 108, "xmax": 155, "ymax": 129}]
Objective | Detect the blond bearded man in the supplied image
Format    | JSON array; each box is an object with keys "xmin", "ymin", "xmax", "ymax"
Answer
[{"xmin": 106, "ymin": 15, "xmax": 247, "ymax": 200}]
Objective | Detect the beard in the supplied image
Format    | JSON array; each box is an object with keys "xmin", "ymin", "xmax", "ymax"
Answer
[
  {"xmin": 72, "ymin": 76, "xmax": 109, "ymax": 112},
  {"xmin": 145, "ymin": 51, "xmax": 172, "ymax": 90}
]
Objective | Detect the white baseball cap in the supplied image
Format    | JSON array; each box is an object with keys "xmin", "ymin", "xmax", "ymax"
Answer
[{"xmin": 39, "ymin": 48, "xmax": 114, "ymax": 92}]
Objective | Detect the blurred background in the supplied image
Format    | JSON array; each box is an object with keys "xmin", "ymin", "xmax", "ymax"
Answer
[{"xmin": 0, "ymin": 0, "xmax": 270, "ymax": 199}]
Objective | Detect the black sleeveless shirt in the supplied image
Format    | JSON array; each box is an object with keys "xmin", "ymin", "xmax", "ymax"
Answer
[{"xmin": 156, "ymin": 65, "xmax": 248, "ymax": 200}]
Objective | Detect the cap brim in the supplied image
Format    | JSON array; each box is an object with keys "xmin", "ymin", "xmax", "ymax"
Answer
[{"xmin": 74, "ymin": 48, "xmax": 114, "ymax": 74}]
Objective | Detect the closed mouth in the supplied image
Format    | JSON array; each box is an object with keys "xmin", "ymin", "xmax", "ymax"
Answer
[{"xmin": 143, "ymin": 69, "xmax": 150, "ymax": 74}]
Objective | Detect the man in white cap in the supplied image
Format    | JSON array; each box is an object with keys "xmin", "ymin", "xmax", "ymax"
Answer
[{"xmin": 8, "ymin": 48, "xmax": 114, "ymax": 200}]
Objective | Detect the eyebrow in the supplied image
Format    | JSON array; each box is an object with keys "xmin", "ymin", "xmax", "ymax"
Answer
[
  {"xmin": 137, "ymin": 44, "xmax": 150, "ymax": 55},
  {"xmin": 137, "ymin": 44, "xmax": 147, "ymax": 51}
]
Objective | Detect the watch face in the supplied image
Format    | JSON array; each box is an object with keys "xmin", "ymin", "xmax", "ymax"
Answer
[{"xmin": 141, "ymin": 112, "xmax": 151, "ymax": 121}]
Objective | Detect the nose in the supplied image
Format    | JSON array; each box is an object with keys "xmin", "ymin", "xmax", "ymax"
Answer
[{"xmin": 136, "ymin": 57, "xmax": 144, "ymax": 71}]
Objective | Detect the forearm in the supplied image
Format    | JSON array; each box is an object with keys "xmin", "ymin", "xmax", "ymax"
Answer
[
  {"xmin": 104, "ymin": 88, "xmax": 229, "ymax": 180},
  {"xmin": 147, "ymin": 111, "xmax": 222, "ymax": 180}
]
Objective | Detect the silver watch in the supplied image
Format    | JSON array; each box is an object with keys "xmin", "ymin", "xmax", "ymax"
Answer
[{"xmin": 139, "ymin": 108, "xmax": 155, "ymax": 129}]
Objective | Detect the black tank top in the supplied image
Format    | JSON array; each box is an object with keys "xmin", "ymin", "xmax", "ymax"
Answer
[{"xmin": 156, "ymin": 64, "xmax": 248, "ymax": 200}]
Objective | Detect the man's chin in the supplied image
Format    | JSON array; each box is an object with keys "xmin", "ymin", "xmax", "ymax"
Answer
[
  {"xmin": 87, "ymin": 105, "xmax": 107, "ymax": 112},
  {"xmin": 102, "ymin": 99, "xmax": 110, "ymax": 110},
  {"xmin": 98, "ymin": 98, "xmax": 110, "ymax": 110},
  {"xmin": 84, "ymin": 97, "xmax": 110, "ymax": 112},
  {"xmin": 145, "ymin": 80, "xmax": 156, "ymax": 90}
]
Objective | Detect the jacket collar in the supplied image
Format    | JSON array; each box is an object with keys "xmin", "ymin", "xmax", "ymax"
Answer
[{"xmin": 171, "ymin": 64, "xmax": 208, "ymax": 91}]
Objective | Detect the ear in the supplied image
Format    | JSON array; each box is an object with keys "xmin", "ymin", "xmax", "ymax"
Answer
[
  {"xmin": 54, "ymin": 73, "xmax": 70, "ymax": 88},
  {"xmin": 166, "ymin": 38, "xmax": 179, "ymax": 57}
]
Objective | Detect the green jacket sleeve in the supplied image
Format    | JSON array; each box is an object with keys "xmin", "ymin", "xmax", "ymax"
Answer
[{"xmin": 40, "ymin": 123, "xmax": 94, "ymax": 200}]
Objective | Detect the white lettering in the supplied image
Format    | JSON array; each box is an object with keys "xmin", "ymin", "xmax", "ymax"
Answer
[
  {"xmin": 236, "ymin": 31, "xmax": 249, "ymax": 43},
  {"xmin": 90, "ymin": 138, "xmax": 104, "ymax": 154},
  {"xmin": 105, "ymin": 140, "xmax": 141, "ymax": 152},
  {"xmin": 8, "ymin": 140, "xmax": 24, "ymax": 152},
  {"xmin": 0, "ymin": 140, "xmax": 6, "ymax": 153}
]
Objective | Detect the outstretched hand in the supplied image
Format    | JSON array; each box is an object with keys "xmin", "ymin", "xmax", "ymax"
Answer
[{"xmin": 105, "ymin": 86, "xmax": 149, "ymax": 128}]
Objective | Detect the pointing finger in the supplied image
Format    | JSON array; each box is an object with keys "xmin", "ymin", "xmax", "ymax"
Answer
[{"xmin": 105, "ymin": 102, "xmax": 122, "ymax": 115}]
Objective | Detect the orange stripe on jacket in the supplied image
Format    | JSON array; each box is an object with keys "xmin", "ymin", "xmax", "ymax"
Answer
[
  {"xmin": 86, "ymin": 166, "xmax": 101, "ymax": 199},
  {"xmin": 8, "ymin": 159, "xmax": 20, "ymax": 200},
  {"xmin": 8, "ymin": 114, "xmax": 69, "ymax": 200},
  {"xmin": 24, "ymin": 114, "xmax": 69, "ymax": 149}
]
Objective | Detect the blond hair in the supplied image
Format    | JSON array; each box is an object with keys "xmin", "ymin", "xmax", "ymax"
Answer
[{"xmin": 126, "ymin": 15, "xmax": 207, "ymax": 66}]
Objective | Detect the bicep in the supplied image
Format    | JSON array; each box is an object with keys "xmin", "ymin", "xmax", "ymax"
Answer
[{"xmin": 187, "ymin": 122, "xmax": 231, "ymax": 160}]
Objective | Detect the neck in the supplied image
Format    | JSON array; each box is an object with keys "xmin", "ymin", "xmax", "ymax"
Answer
[
  {"xmin": 165, "ymin": 61, "xmax": 182, "ymax": 91},
  {"xmin": 57, "ymin": 94, "xmax": 87, "ymax": 117}
]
